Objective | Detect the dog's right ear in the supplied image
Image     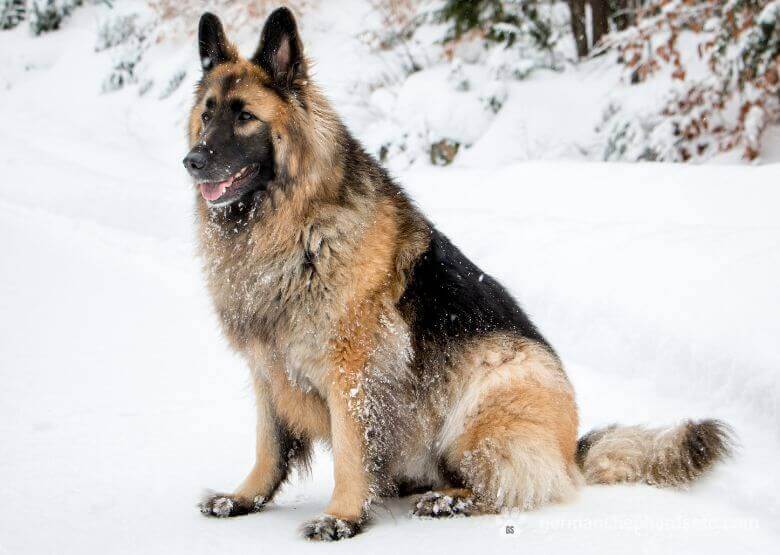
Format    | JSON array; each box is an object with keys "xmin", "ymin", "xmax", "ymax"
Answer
[{"xmin": 198, "ymin": 13, "xmax": 236, "ymax": 72}]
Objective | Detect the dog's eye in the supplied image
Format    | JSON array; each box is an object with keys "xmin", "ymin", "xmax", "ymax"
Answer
[
  {"xmin": 201, "ymin": 112, "xmax": 211, "ymax": 123},
  {"xmin": 238, "ymin": 111, "xmax": 256, "ymax": 122}
]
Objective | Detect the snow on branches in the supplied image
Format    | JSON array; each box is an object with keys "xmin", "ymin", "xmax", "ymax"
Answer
[{"xmin": 603, "ymin": 0, "xmax": 780, "ymax": 161}]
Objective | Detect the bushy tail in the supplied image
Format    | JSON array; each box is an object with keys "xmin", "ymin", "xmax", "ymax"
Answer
[{"xmin": 576, "ymin": 419, "xmax": 733, "ymax": 488}]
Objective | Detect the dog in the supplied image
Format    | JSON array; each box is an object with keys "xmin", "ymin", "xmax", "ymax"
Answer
[{"xmin": 183, "ymin": 7, "xmax": 731, "ymax": 541}]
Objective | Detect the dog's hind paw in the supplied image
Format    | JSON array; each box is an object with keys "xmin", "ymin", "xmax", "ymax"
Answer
[
  {"xmin": 198, "ymin": 491, "xmax": 265, "ymax": 518},
  {"xmin": 411, "ymin": 490, "xmax": 475, "ymax": 518},
  {"xmin": 301, "ymin": 515, "xmax": 361, "ymax": 541}
]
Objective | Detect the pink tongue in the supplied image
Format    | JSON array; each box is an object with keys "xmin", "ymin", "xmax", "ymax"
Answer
[{"xmin": 200, "ymin": 181, "xmax": 228, "ymax": 201}]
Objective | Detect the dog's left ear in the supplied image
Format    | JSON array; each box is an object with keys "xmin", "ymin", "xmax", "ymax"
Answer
[{"xmin": 252, "ymin": 7, "xmax": 306, "ymax": 90}]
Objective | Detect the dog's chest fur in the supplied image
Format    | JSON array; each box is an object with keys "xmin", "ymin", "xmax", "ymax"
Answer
[{"xmin": 198, "ymin": 204, "xmax": 369, "ymax": 390}]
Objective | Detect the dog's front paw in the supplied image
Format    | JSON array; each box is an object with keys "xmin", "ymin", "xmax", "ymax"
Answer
[
  {"xmin": 411, "ymin": 491, "xmax": 475, "ymax": 518},
  {"xmin": 301, "ymin": 515, "xmax": 362, "ymax": 541},
  {"xmin": 199, "ymin": 491, "xmax": 266, "ymax": 518}
]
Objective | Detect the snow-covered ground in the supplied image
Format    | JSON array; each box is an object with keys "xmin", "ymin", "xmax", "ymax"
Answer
[{"xmin": 1, "ymin": 3, "xmax": 779, "ymax": 554}]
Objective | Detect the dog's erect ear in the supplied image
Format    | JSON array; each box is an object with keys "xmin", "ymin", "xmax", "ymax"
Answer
[
  {"xmin": 198, "ymin": 13, "xmax": 235, "ymax": 72},
  {"xmin": 251, "ymin": 7, "xmax": 306, "ymax": 90}
]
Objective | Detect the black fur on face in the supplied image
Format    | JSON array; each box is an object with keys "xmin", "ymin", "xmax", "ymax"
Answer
[{"xmin": 184, "ymin": 93, "xmax": 276, "ymax": 208}]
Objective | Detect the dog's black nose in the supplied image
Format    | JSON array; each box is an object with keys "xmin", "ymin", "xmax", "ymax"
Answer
[{"xmin": 183, "ymin": 147, "xmax": 209, "ymax": 172}]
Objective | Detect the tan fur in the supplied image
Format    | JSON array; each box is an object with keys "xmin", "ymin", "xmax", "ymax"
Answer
[
  {"xmin": 577, "ymin": 419, "xmax": 732, "ymax": 488},
  {"xmin": 252, "ymin": 346, "xmax": 331, "ymax": 441},
  {"xmin": 435, "ymin": 487, "xmax": 474, "ymax": 498},
  {"xmin": 321, "ymin": 225, "xmax": 404, "ymax": 520},
  {"xmin": 324, "ymin": 378, "xmax": 371, "ymax": 521},
  {"xmin": 232, "ymin": 376, "xmax": 287, "ymax": 502},
  {"xmin": 441, "ymin": 337, "xmax": 581, "ymax": 511}
]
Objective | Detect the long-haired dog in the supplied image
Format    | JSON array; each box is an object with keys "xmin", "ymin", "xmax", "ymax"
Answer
[{"xmin": 183, "ymin": 8, "xmax": 731, "ymax": 541}]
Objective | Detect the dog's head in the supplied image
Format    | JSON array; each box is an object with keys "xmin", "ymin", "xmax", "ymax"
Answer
[{"xmin": 183, "ymin": 8, "xmax": 308, "ymax": 208}]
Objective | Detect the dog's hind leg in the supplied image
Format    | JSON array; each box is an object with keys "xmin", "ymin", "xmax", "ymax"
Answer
[
  {"xmin": 411, "ymin": 487, "xmax": 480, "ymax": 518},
  {"xmin": 421, "ymin": 340, "xmax": 582, "ymax": 515}
]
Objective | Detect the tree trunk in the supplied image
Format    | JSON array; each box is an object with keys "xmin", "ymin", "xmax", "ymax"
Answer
[
  {"xmin": 569, "ymin": 0, "xmax": 589, "ymax": 58},
  {"xmin": 590, "ymin": 0, "xmax": 610, "ymax": 50}
]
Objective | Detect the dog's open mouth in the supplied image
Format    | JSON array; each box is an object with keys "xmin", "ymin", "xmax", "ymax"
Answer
[{"xmin": 198, "ymin": 165, "xmax": 259, "ymax": 202}]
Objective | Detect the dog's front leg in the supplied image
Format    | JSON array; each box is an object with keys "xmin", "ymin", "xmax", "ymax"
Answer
[
  {"xmin": 301, "ymin": 370, "xmax": 371, "ymax": 541},
  {"xmin": 200, "ymin": 376, "xmax": 309, "ymax": 517}
]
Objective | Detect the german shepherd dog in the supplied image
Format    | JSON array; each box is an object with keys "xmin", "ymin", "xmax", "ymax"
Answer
[{"xmin": 184, "ymin": 8, "xmax": 731, "ymax": 541}]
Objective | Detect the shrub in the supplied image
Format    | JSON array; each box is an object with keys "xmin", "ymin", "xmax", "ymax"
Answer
[
  {"xmin": 101, "ymin": 27, "xmax": 149, "ymax": 93},
  {"xmin": 29, "ymin": 0, "xmax": 81, "ymax": 36},
  {"xmin": 440, "ymin": 0, "xmax": 560, "ymax": 52},
  {"xmin": 146, "ymin": 0, "xmax": 313, "ymax": 40},
  {"xmin": 604, "ymin": 0, "xmax": 780, "ymax": 161},
  {"xmin": 95, "ymin": 13, "xmax": 141, "ymax": 52},
  {"xmin": 0, "ymin": 0, "xmax": 26, "ymax": 30}
]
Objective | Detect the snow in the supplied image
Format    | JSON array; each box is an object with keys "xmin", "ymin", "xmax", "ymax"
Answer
[{"xmin": 1, "ymin": 2, "xmax": 779, "ymax": 553}]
